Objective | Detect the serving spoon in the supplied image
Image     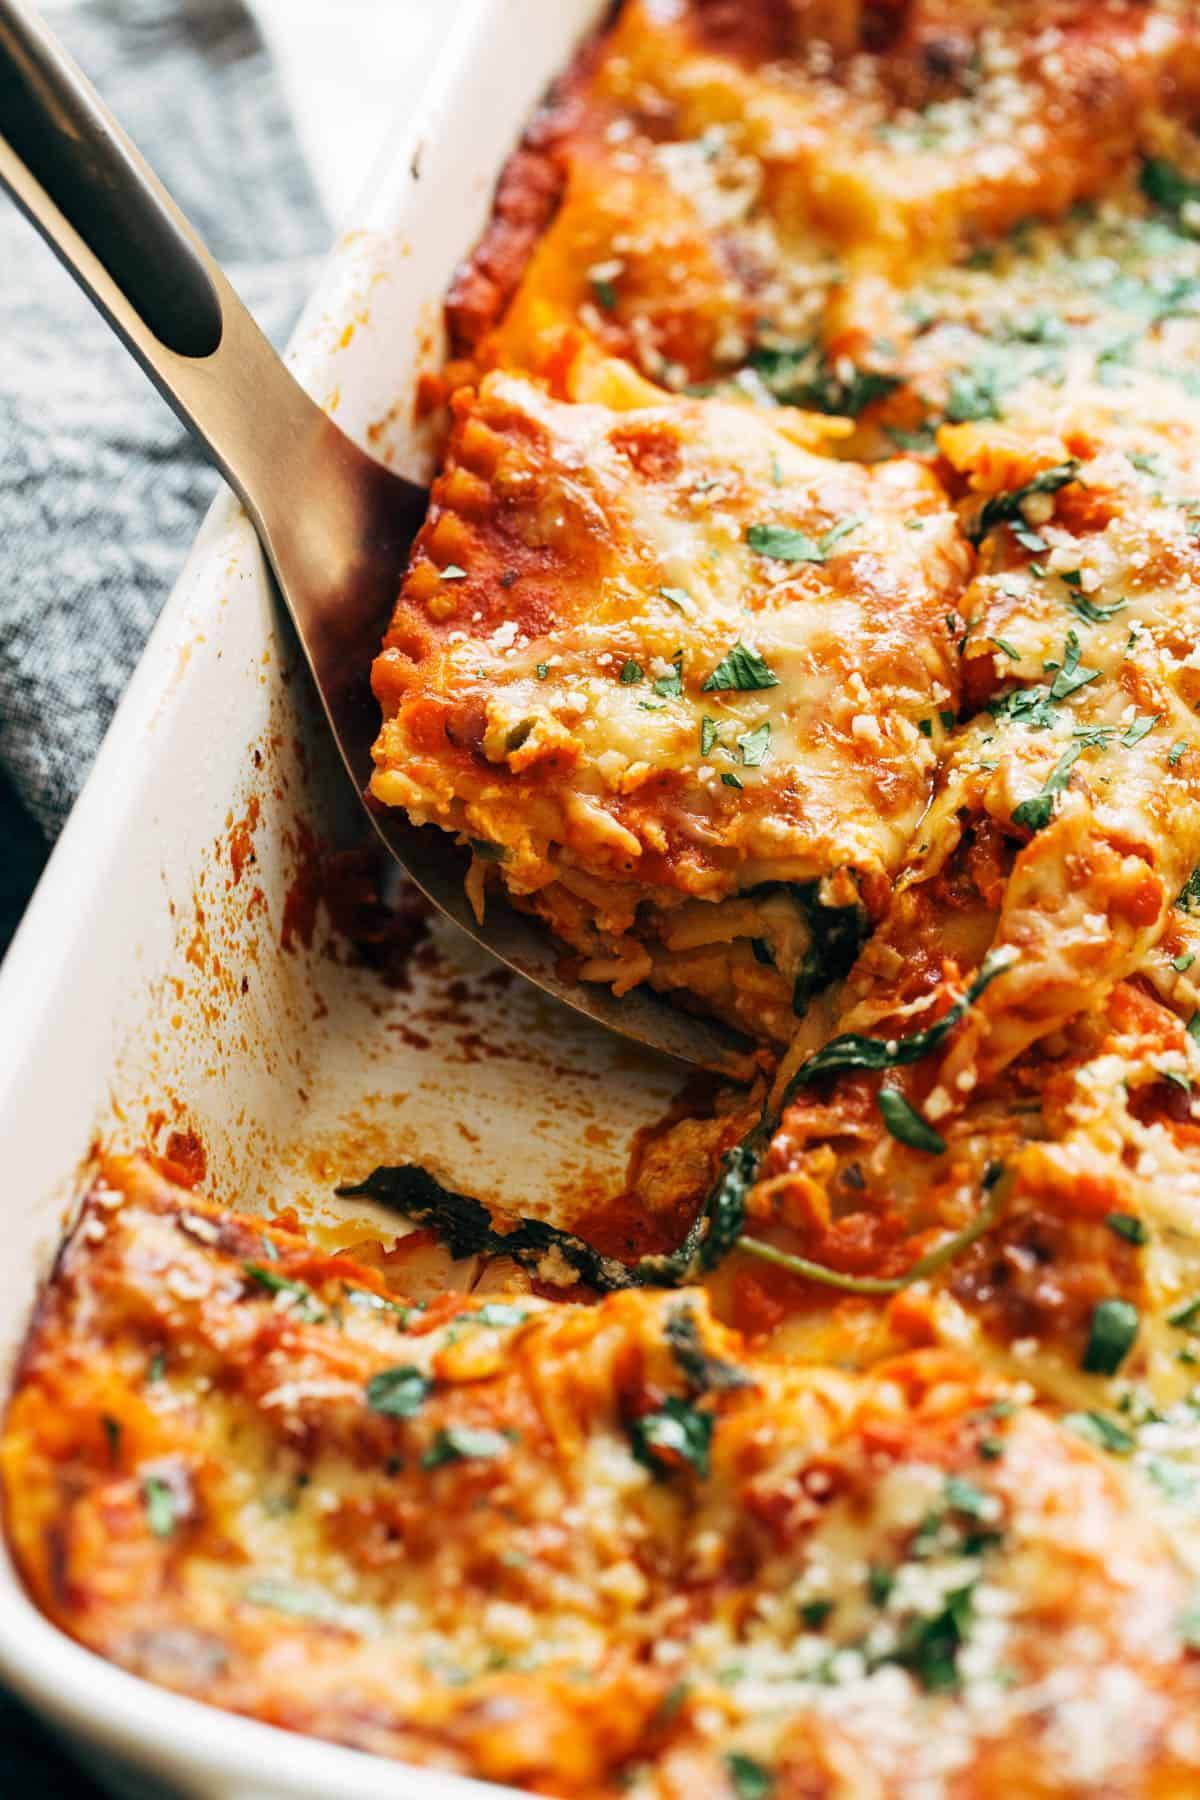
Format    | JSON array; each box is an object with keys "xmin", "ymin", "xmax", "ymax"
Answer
[{"xmin": 0, "ymin": 0, "xmax": 749, "ymax": 1077}]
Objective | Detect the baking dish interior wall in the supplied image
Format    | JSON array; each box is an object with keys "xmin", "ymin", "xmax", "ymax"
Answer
[{"xmin": 0, "ymin": 0, "xmax": 638, "ymax": 1339}]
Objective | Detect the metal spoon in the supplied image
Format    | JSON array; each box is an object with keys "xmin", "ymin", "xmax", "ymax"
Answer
[{"xmin": 0, "ymin": 0, "xmax": 749, "ymax": 1077}]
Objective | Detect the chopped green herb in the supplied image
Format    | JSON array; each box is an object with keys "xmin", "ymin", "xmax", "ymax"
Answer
[
  {"xmin": 142, "ymin": 1475, "xmax": 177, "ymax": 1538},
  {"xmin": 590, "ymin": 273, "xmax": 618, "ymax": 311},
  {"xmin": 702, "ymin": 640, "xmax": 779, "ymax": 693},
  {"xmin": 243, "ymin": 1263, "xmax": 325, "ymax": 1323},
  {"xmin": 1168, "ymin": 1295, "xmax": 1200, "ymax": 1330},
  {"xmin": 745, "ymin": 517, "xmax": 861, "ymax": 564},
  {"xmin": 738, "ymin": 721, "xmax": 771, "ymax": 767},
  {"xmin": 1141, "ymin": 158, "xmax": 1200, "ymax": 219},
  {"xmin": 421, "ymin": 1426, "xmax": 511, "ymax": 1470},
  {"xmin": 659, "ymin": 586, "xmax": 693, "ymax": 612},
  {"xmin": 722, "ymin": 771, "xmax": 744, "ymax": 789},
  {"xmin": 749, "ymin": 341, "xmax": 899, "ymax": 417},
  {"xmin": 867, "ymin": 1565, "xmax": 895, "ymax": 1606},
  {"xmin": 1011, "ymin": 742, "xmax": 1084, "ymax": 835},
  {"xmin": 1070, "ymin": 594, "xmax": 1127, "ymax": 624},
  {"xmin": 1063, "ymin": 1410, "xmax": 1136, "ymax": 1454},
  {"xmin": 1178, "ymin": 868, "xmax": 1200, "ymax": 915},
  {"xmin": 943, "ymin": 1475, "xmax": 995, "ymax": 1520},
  {"xmin": 618, "ymin": 659, "xmax": 643, "ymax": 685},
  {"xmin": 1170, "ymin": 740, "xmax": 1189, "ymax": 767},
  {"xmin": 629, "ymin": 1396, "xmax": 713, "ymax": 1479},
  {"xmin": 892, "ymin": 1583, "xmax": 976, "ymax": 1693},
  {"xmin": 467, "ymin": 1303, "xmax": 528, "ymax": 1329},
  {"xmin": 1106, "ymin": 1212, "xmax": 1148, "ymax": 1246},
  {"xmin": 945, "ymin": 364, "xmax": 1009, "ymax": 424},
  {"xmin": 1082, "ymin": 1298, "xmax": 1139, "ymax": 1375},
  {"xmin": 665, "ymin": 1304, "xmax": 750, "ymax": 1394},
  {"xmin": 1121, "ymin": 712, "xmax": 1160, "ymax": 747},
  {"xmin": 147, "ymin": 1349, "xmax": 166, "ymax": 1384},
  {"xmin": 1148, "ymin": 1456, "xmax": 1196, "ymax": 1504},
  {"xmin": 1173, "ymin": 951, "xmax": 1196, "ymax": 973},
  {"xmin": 700, "ymin": 717, "xmax": 719, "ymax": 756},
  {"xmin": 972, "ymin": 461, "xmax": 1079, "ymax": 543},
  {"xmin": 649, "ymin": 653, "xmax": 682, "ymax": 700},
  {"xmin": 877, "ymin": 1089, "xmax": 946, "ymax": 1154},
  {"xmin": 726, "ymin": 1753, "xmax": 775, "ymax": 1800},
  {"xmin": 992, "ymin": 637, "xmax": 1021, "ymax": 661},
  {"xmin": 535, "ymin": 662, "xmax": 549, "ymax": 680},
  {"xmin": 365, "ymin": 1365, "xmax": 431, "ymax": 1419},
  {"xmin": 1049, "ymin": 629, "xmax": 1100, "ymax": 701},
  {"xmin": 799, "ymin": 1599, "xmax": 834, "ymax": 1629},
  {"xmin": 918, "ymin": 717, "xmax": 934, "ymax": 738},
  {"xmin": 468, "ymin": 837, "xmax": 507, "ymax": 864}
]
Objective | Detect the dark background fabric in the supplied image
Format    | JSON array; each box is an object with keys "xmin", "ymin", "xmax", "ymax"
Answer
[
  {"xmin": 0, "ymin": 0, "xmax": 326, "ymax": 959},
  {"xmin": 0, "ymin": 0, "xmax": 325, "ymax": 1784}
]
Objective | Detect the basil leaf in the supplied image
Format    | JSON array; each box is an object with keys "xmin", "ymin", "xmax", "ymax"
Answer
[
  {"xmin": 749, "ymin": 341, "xmax": 898, "ymax": 417},
  {"xmin": 972, "ymin": 461, "xmax": 1079, "ymax": 543},
  {"xmin": 700, "ymin": 717, "xmax": 718, "ymax": 755},
  {"xmin": 142, "ymin": 1475, "xmax": 177, "ymax": 1538},
  {"xmin": 1048, "ymin": 629, "xmax": 1099, "ymax": 700},
  {"xmin": 746, "ymin": 517, "xmax": 860, "ymax": 563},
  {"xmin": 1062, "ymin": 1410, "xmax": 1136, "ymax": 1454},
  {"xmin": 1141, "ymin": 157, "xmax": 1200, "ymax": 217},
  {"xmin": 365, "ymin": 1365, "xmax": 430, "ymax": 1419},
  {"xmin": 726, "ymin": 1753, "xmax": 775, "ymax": 1800},
  {"xmin": 243, "ymin": 1263, "xmax": 325, "ymax": 1323},
  {"xmin": 878, "ymin": 1089, "xmax": 946, "ymax": 1154},
  {"xmin": 738, "ymin": 721, "xmax": 771, "ymax": 766},
  {"xmin": 786, "ymin": 950, "xmax": 1011, "ymax": 1092},
  {"xmin": 629, "ymin": 1396, "xmax": 712, "ymax": 1479},
  {"xmin": 1121, "ymin": 712, "xmax": 1160, "ymax": 747},
  {"xmin": 1178, "ymin": 867, "xmax": 1200, "ymax": 915},
  {"xmin": 1011, "ymin": 742, "xmax": 1083, "ymax": 834},
  {"xmin": 702, "ymin": 641, "xmax": 779, "ymax": 691},
  {"xmin": 1082, "ymin": 1298, "xmax": 1139, "ymax": 1375},
  {"xmin": 1105, "ymin": 1212, "xmax": 1147, "ymax": 1245},
  {"xmin": 665, "ymin": 1304, "xmax": 751, "ymax": 1394},
  {"xmin": 653, "ymin": 654, "xmax": 684, "ymax": 700},
  {"xmin": 421, "ymin": 1426, "xmax": 510, "ymax": 1470},
  {"xmin": 1070, "ymin": 594, "xmax": 1127, "ymax": 624},
  {"xmin": 618, "ymin": 659, "xmax": 643, "ymax": 685}
]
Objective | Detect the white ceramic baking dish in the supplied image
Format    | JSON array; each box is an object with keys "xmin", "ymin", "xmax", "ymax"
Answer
[{"xmin": 0, "ymin": 2, "xmax": 693, "ymax": 1792}]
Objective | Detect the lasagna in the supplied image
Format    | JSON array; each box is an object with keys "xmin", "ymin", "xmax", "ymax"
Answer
[{"xmin": 14, "ymin": 1, "xmax": 1200, "ymax": 1794}]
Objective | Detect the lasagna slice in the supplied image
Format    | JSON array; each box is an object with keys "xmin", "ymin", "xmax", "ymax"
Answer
[
  {"xmin": 9, "ymin": 1156, "xmax": 1200, "ymax": 1797},
  {"xmin": 370, "ymin": 353, "xmax": 966, "ymax": 1042},
  {"xmin": 453, "ymin": 0, "xmax": 1200, "ymax": 416}
]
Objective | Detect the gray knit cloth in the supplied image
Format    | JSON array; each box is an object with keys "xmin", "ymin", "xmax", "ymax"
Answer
[{"xmin": 0, "ymin": 0, "xmax": 326, "ymax": 950}]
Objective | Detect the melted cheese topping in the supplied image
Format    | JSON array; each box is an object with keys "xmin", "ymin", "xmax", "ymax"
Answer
[
  {"xmin": 10, "ymin": 1158, "xmax": 1200, "ymax": 1798},
  {"xmin": 372, "ymin": 361, "xmax": 964, "ymax": 1037}
]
